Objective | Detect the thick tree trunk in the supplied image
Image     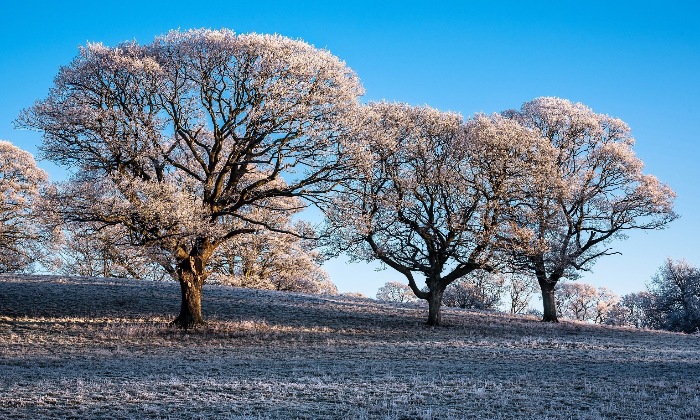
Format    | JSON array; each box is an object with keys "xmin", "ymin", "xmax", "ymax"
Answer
[
  {"xmin": 173, "ymin": 273, "xmax": 205, "ymax": 328},
  {"xmin": 172, "ymin": 244, "xmax": 213, "ymax": 329},
  {"xmin": 427, "ymin": 289, "xmax": 445, "ymax": 326},
  {"xmin": 538, "ymin": 277, "xmax": 558, "ymax": 322}
]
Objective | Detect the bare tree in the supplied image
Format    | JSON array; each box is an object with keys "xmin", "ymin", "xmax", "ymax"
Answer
[
  {"xmin": 605, "ymin": 260, "xmax": 700, "ymax": 332},
  {"xmin": 554, "ymin": 282, "xmax": 620, "ymax": 323},
  {"xmin": 605, "ymin": 291, "xmax": 657, "ymax": 328},
  {"xmin": 0, "ymin": 140, "xmax": 51, "ymax": 273},
  {"xmin": 49, "ymin": 222, "xmax": 169, "ymax": 281},
  {"xmin": 208, "ymin": 199, "xmax": 337, "ymax": 295},
  {"xmin": 504, "ymin": 97, "xmax": 677, "ymax": 322},
  {"xmin": 376, "ymin": 281, "xmax": 417, "ymax": 303},
  {"xmin": 17, "ymin": 29, "xmax": 363, "ymax": 327},
  {"xmin": 506, "ymin": 274, "xmax": 538, "ymax": 315},
  {"xmin": 442, "ymin": 271, "xmax": 504, "ymax": 310},
  {"xmin": 323, "ymin": 102, "xmax": 551, "ymax": 325},
  {"xmin": 592, "ymin": 287, "xmax": 620, "ymax": 324},
  {"xmin": 211, "ymin": 232, "xmax": 336, "ymax": 295},
  {"xmin": 647, "ymin": 258, "xmax": 700, "ymax": 333},
  {"xmin": 341, "ymin": 292, "xmax": 367, "ymax": 298},
  {"xmin": 555, "ymin": 282, "xmax": 599, "ymax": 321}
]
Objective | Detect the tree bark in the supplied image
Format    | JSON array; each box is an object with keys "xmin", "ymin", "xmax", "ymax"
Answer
[
  {"xmin": 427, "ymin": 288, "xmax": 445, "ymax": 326},
  {"xmin": 172, "ymin": 240, "xmax": 214, "ymax": 329},
  {"xmin": 538, "ymin": 277, "xmax": 558, "ymax": 322},
  {"xmin": 172, "ymin": 258, "xmax": 206, "ymax": 328}
]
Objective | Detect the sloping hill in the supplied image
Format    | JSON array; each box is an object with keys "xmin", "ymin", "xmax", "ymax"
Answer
[{"xmin": 1, "ymin": 274, "xmax": 699, "ymax": 419}]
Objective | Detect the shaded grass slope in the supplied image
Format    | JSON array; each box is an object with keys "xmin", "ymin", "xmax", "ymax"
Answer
[{"xmin": 1, "ymin": 274, "xmax": 699, "ymax": 419}]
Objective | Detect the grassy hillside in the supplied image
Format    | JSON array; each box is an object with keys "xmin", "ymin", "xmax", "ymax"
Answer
[{"xmin": 1, "ymin": 274, "xmax": 699, "ymax": 419}]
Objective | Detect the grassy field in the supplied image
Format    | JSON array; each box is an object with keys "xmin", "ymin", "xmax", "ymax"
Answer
[{"xmin": 1, "ymin": 274, "xmax": 699, "ymax": 419}]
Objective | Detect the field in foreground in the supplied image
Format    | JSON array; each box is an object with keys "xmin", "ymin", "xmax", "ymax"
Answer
[{"xmin": 0, "ymin": 275, "xmax": 699, "ymax": 419}]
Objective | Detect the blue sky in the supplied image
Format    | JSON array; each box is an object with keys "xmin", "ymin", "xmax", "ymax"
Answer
[{"xmin": 1, "ymin": 1, "xmax": 698, "ymax": 297}]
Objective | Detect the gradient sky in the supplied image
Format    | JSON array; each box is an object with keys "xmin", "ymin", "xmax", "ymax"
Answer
[{"xmin": 1, "ymin": 0, "xmax": 698, "ymax": 297}]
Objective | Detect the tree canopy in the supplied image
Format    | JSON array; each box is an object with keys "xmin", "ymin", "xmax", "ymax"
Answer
[
  {"xmin": 18, "ymin": 29, "xmax": 363, "ymax": 327},
  {"xmin": 323, "ymin": 102, "xmax": 553, "ymax": 325},
  {"xmin": 504, "ymin": 97, "xmax": 677, "ymax": 321},
  {"xmin": 0, "ymin": 140, "xmax": 50, "ymax": 273},
  {"xmin": 14, "ymin": 28, "xmax": 678, "ymax": 330}
]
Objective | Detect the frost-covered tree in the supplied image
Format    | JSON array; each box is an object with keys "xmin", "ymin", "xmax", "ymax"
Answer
[
  {"xmin": 376, "ymin": 281, "xmax": 417, "ymax": 303},
  {"xmin": 324, "ymin": 102, "xmax": 552, "ymax": 325},
  {"xmin": 49, "ymin": 222, "xmax": 169, "ymax": 281},
  {"xmin": 211, "ymin": 230, "xmax": 336, "ymax": 295},
  {"xmin": 647, "ymin": 258, "xmax": 700, "ymax": 333},
  {"xmin": 0, "ymin": 140, "xmax": 50, "ymax": 272},
  {"xmin": 605, "ymin": 260, "xmax": 700, "ymax": 332},
  {"xmin": 506, "ymin": 274, "xmax": 538, "ymax": 315},
  {"xmin": 605, "ymin": 291, "xmax": 656, "ymax": 328},
  {"xmin": 442, "ymin": 271, "xmax": 504, "ymax": 310},
  {"xmin": 341, "ymin": 291, "xmax": 367, "ymax": 298},
  {"xmin": 208, "ymin": 198, "xmax": 336, "ymax": 295},
  {"xmin": 554, "ymin": 282, "xmax": 619, "ymax": 323},
  {"xmin": 555, "ymin": 282, "xmax": 599, "ymax": 321},
  {"xmin": 504, "ymin": 98, "xmax": 677, "ymax": 322},
  {"xmin": 49, "ymin": 179, "xmax": 333, "ymax": 292},
  {"xmin": 17, "ymin": 29, "xmax": 363, "ymax": 327},
  {"xmin": 591, "ymin": 286, "xmax": 620, "ymax": 324}
]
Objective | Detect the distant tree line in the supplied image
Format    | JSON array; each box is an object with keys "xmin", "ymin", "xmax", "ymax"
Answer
[
  {"xmin": 605, "ymin": 258, "xmax": 700, "ymax": 333},
  {"xmin": 2, "ymin": 28, "xmax": 680, "ymax": 328},
  {"xmin": 552, "ymin": 258, "xmax": 700, "ymax": 334},
  {"xmin": 376, "ymin": 272, "xmax": 538, "ymax": 315},
  {"xmin": 376, "ymin": 257, "xmax": 700, "ymax": 334}
]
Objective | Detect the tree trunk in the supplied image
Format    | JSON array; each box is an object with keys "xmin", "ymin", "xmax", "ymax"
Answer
[
  {"xmin": 172, "ymin": 250, "xmax": 210, "ymax": 329},
  {"xmin": 538, "ymin": 277, "xmax": 558, "ymax": 322},
  {"xmin": 427, "ymin": 289, "xmax": 445, "ymax": 326}
]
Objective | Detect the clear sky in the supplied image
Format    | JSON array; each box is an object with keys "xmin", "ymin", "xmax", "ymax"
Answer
[{"xmin": 1, "ymin": 0, "xmax": 698, "ymax": 297}]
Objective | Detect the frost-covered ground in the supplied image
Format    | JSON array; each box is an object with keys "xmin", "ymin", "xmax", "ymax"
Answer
[{"xmin": 1, "ymin": 274, "xmax": 699, "ymax": 419}]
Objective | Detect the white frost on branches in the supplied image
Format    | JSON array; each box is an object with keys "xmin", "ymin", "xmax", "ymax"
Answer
[
  {"xmin": 0, "ymin": 140, "xmax": 50, "ymax": 272},
  {"xmin": 554, "ymin": 282, "xmax": 620, "ymax": 323},
  {"xmin": 18, "ymin": 27, "xmax": 362, "ymax": 264},
  {"xmin": 504, "ymin": 97, "xmax": 677, "ymax": 321},
  {"xmin": 17, "ymin": 29, "xmax": 362, "ymax": 326},
  {"xmin": 322, "ymin": 101, "xmax": 554, "ymax": 325},
  {"xmin": 376, "ymin": 281, "xmax": 417, "ymax": 303}
]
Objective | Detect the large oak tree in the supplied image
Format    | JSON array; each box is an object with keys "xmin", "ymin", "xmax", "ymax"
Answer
[
  {"xmin": 504, "ymin": 97, "xmax": 677, "ymax": 322},
  {"xmin": 18, "ymin": 29, "xmax": 363, "ymax": 327},
  {"xmin": 323, "ymin": 102, "xmax": 552, "ymax": 325}
]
